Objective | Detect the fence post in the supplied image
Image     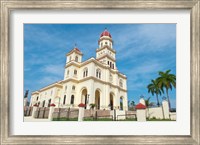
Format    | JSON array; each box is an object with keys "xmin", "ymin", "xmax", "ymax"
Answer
[
  {"xmin": 67, "ymin": 107, "xmax": 70, "ymax": 120},
  {"xmin": 162, "ymin": 100, "xmax": 170, "ymax": 119},
  {"xmin": 135, "ymin": 103, "xmax": 146, "ymax": 122},
  {"xmin": 78, "ymin": 103, "xmax": 85, "ymax": 121},
  {"xmin": 114, "ymin": 109, "xmax": 116, "ymax": 121},
  {"xmin": 32, "ymin": 106, "xmax": 38, "ymax": 118}
]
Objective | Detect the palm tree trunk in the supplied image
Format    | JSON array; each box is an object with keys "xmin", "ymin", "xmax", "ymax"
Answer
[
  {"xmin": 166, "ymin": 89, "xmax": 171, "ymax": 111},
  {"xmin": 156, "ymin": 94, "xmax": 160, "ymax": 107}
]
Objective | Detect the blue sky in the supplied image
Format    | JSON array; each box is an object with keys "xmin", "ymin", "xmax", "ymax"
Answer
[{"xmin": 24, "ymin": 24, "xmax": 176, "ymax": 108}]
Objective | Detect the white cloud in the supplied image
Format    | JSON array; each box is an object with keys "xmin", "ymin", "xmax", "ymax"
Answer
[{"xmin": 42, "ymin": 64, "xmax": 64, "ymax": 77}]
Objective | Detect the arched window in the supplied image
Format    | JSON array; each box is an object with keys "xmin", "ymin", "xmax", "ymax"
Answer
[
  {"xmin": 75, "ymin": 56, "xmax": 78, "ymax": 62},
  {"xmin": 96, "ymin": 69, "xmax": 101, "ymax": 79},
  {"xmin": 72, "ymin": 86, "xmax": 75, "ymax": 90},
  {"xmin": 110, "ymin": 62, "xmax": 112, "ymax": 68},
  {"xmin": 63, "ymin": 95, "xmax": 66, "ymax": 104},
  {"xmin": 119, "ymin": 79, "xmax": 123, "ymax": 87},
  {"xmin": 42, "ymin": 100, "xmax": 45, "ymax": 107},
  {"xmin": 83, "ymin": 68, "xmax": 88, "ymax": 78},
  {"xmin": 108, "ymin": 61, "xmax": 109, "ymax": 65},
  {"xmin": 70, "ymin": 95, "xmax": 75, "ymax": 104},
  {"xmin": 120, "ymin": 97, "xmax": 123, "ymax": 110},
  {"xmin": 36, "ymin": 96, "xmax": 39, "ymax": 101},
  {"xmin": 74, "ymin": 69, "xmax": 77, "ymax": 75},
  {"xmin": 48, "ymin": 99, "xmax": 51, "ymax": 107}
]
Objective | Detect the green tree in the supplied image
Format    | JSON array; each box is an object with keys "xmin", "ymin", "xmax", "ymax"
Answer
[
  {"xmin": 144, "ymin": 97, "xmax": 155, "ymax": 119},
  {"xmin": 147, "ymin": 79, "xmax": 162, "ymax": 107},
  {"xmin": 130, "ymin": 100, "xmax": 135, "ymax": 107},
  {"xmin": 145, "ymin": 97, "xmax": 155, "ymax": 108},
  {"xmin": 89, "ymin": 103, "xmax": 96, "ymax": 110},
  {"xmin": 157, "ymin": 69, "xmax": 176, "ymax": 110}
]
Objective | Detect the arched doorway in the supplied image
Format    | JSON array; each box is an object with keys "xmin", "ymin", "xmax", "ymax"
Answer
[
  {"xmin": 81, "ymin": 88, "xmax": 87, "ymax": 109},
  {"xmin": 120, "ymin": 97, "xmax": 123, "ymax": 110},
  {"xmin": 110, "ymin": 93, "xmax": 114, "ymax": 110},
  {"xmin": 95, "ymin": 90, "xmax": 100, "ymax": 110}
]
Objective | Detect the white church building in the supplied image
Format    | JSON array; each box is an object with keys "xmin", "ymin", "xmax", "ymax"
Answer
[{"xmin": 30, "ymin": 29, "xmax": 128, "ymax": 111}]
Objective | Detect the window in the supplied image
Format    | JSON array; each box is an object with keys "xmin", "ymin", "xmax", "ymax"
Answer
[
  {"xmin": 96, "ymin": 69, "xmax": 101, "ymax": 79},
  {"xmin": 108, "ymin": 61, "xmax": 109, "ymax": 65},
  {"xmin": 51, "ymin": 90, "xmax": 53, "ymax": 95},
  {"xmin": 48, "ymin": 99, "xmax": 51, "ymax": 107},
  {"xmin": 72, "ymin": 86, "xmax": 75, "ymax": 90},
  {"xmin": 110, "ymin": 62, "xmax": 112, "ymax": 68},
  {"xmin": 74, "ymin": 69, "xmax": 77, "ymax": 75},
  {"xmin": 119, "ymin": 79, "xmax": 123, "ymax": 87},
  {"xmin": 69, "ymin": 56, "xmax": 72, "ymax": 61},
  {"xmin": 42, "ymin": 100, "xmax": 45, "ymax": 107},
  {"xmin": 112, "ymin": 64, "xmax": 114, "ymax": 69},
  {"xmin": 63, "ymin": 95, "xmax": 66, "ymax": 104},
  {"xmin": 101, "ymin": 42, "xmax": 103, "ymax": 47},
  {"xmin": 36, "ymin": 96, "xmax": 39, "ymax": 101},
  {"xmin": 120, "ymin": 97, "xmax": 123, "ymax": 110},
  {"xmin": 71, "ymin": 95, "xmax": 75, "ymax": 104},
  {"xmin": 105, "ymin": 42, "xmax": 108, "ymax": 45},
  {"xmin": 75, "ymin": 56, "xmax": 78, "ymax": 62},
  {"xmin": 83, "ymin": 68, "xmax": 88, "ymax": 78}
]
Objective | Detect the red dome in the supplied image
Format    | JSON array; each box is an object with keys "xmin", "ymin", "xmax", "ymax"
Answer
[{"xmin": 100, "ymin": 29, "xmax": 112, "ymax": 38}]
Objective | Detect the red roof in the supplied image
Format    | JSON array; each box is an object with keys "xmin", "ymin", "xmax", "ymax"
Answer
[
  {"xmin": 100, "ymin": 29, "xmax": 112, "ymax": 38},
  {"xmin": 78, "ymin": 103, "xmax": 86, "ymax": 107},
  {"xmin": 135, "ymin": 103, "xmax": 146, "ymax": 109},
  {"xmin": 74, "ymin": 47, "xmax": 80, "ymax": 52},
  {"xmin": 50, "ymin": 103, "xmax": 56, "ymax": 107}
]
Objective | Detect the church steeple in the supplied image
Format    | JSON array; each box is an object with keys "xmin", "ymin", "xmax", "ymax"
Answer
[
  {"xmin": 66, "ymin": 44, "xmax": 83, "ymax": 63},
  {"xmin": 96, "ymin": 29, "xmax": 116, "ymax": 70}
]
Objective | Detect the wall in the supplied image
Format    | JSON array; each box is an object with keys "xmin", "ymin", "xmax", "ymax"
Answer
[
  {"xmin": 169, "ymin": 112, "xmax": 176, "ymax": 120},
  {"xmin": 147, "ymin": 107, "xmax": 164, "ymax": 119}
]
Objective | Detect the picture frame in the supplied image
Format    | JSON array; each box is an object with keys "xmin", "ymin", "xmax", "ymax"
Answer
[{"xmin": 0, "ymin": 0, "xmax": 199, "ymax": 144}]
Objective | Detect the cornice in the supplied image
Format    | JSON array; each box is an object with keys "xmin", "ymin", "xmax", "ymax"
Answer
[
  {"xmin": 65, "ymin": 58, "xmax": 127, "ymax": 79},
  {"xmin": 96, "ymin": 45, "xmax": 116, "ymax": 54}
]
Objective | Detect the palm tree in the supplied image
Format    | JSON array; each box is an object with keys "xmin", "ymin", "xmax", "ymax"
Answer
[
  {"xmin": 157, "ymin": 69, "xmax": 176, "ymax": 110},
  {"xmin": 89, "ymin": 103, "xmax": 96, "ymax": 110},
  {"xmin": 144, "ymin": 97, "xmax": 155, "ymax": 119},
  {"xmin": 147, "ymin": 79, "xmax": 162, "ymax": 107},
  {"xmin": 145, "ymin": 97, "xmax": 155, "ymax": 108},
  {"xmin": 130, "ymin": 100, "xmax": 135, "ymax": 107}
]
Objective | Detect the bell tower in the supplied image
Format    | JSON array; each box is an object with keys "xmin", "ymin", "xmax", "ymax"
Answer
[
  {"xmin": 96, "ymin": 29, "xmax": 116, "ymax": 69},
  {"xmin": 66, "ymin": 45, "xmax": 83, "ymax": 63}
]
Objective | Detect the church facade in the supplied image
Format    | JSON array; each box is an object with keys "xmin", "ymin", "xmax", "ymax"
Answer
[{"xmin": 30, "ymin": 29, "xmax": 128, "ymax": 111}]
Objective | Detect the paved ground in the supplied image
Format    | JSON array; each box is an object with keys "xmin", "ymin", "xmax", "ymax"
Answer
[{"xmin": 24, "ymin": 116, "xmax": 50, "ymax": 122}]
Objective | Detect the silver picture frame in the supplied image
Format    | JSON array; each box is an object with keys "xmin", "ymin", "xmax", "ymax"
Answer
[{"xmin": 0, "ymin": 0, "xmax": 199, "ymax": 144}]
